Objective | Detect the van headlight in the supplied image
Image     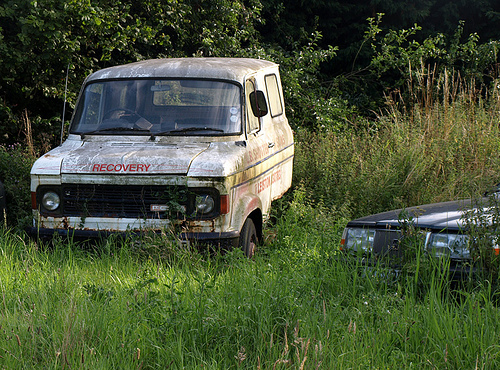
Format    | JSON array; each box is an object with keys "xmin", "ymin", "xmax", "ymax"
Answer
[
  {"xmin": 42, "ymin": 191, "xmax": 61, "ymax": 211},
  {"xmin": 427, "ymin": 233, "xmax": 470, "ymax": 259},
  {"xmin": 195, "ymin": 194, "xmax": 215, "ymax": 214},
  {"xmin": 341, "ymin": 227, "xmax": 375, "ymax": 252}
]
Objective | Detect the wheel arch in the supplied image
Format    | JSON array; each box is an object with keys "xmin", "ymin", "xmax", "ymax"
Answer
[{"xmin": 231, "ymin": 193, "xmax": 263, "ymax": 242}]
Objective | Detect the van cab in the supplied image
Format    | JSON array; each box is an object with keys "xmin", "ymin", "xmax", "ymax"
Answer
[{"xmin": 29, "ymin": 58, "xmax": 294, "ymax": 256}]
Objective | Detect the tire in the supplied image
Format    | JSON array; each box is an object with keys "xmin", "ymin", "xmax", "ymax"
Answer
[{"xmin": 239, "ymin": 218, "xmax": 258, "ymax": 258}]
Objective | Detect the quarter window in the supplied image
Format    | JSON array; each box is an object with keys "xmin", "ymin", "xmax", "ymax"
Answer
[{"xmin": 265, "ymin": 74, "xmax": 283, "ymax": 117}]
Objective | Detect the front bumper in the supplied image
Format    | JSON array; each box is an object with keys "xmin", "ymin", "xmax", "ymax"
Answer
[
  {"xmin": 27, "ymin": 227, "xmax": 240, "ymax": 248},
  {"xmin": 339, "ymin": 252, "xmax": 477, "ymax": 281}
]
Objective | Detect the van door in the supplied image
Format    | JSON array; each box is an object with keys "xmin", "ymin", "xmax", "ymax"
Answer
[{"xmin": 244, "ymin": 77, "xmax": 274, "ymax": 217}]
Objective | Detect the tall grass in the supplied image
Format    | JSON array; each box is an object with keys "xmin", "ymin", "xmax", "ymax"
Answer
[
  {"xmin": 3, "ymin": 66, "xmax": 500, "ymax": 368},
  {"xmin": 1, "ymin": 197, "xmax": 500, "ymax": 368},
  {"xmin": 294, "ymin": 67, "xmax": 500, "ymax": 219}
]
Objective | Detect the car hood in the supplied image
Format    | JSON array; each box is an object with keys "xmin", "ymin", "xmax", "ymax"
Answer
[{"xmin": 346, "ymin": 198, "xmax": 487, "ymax": 231}]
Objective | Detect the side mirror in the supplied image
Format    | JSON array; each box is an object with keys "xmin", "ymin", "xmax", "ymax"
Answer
[{"xmin": 249, "ymin": 91, "xmax": 268, "ymax": 118}]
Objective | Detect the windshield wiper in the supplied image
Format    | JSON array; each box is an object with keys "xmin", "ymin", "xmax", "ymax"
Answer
[
  {"xmin": 150, "ymin": 126, "xmax": 224, "ymax": 139},
  {"xmin": 80, "ymin": 126, "xmax": 150, "ymax": 139}
]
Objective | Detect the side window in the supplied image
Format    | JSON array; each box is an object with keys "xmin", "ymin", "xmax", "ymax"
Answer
[
  {"xmin": 245, "ymin": 79, "xmax": 260, "ymax": 134},
  {"xmin": 265, "ymin": 74, "xmax": 283, "ymax": 117}
]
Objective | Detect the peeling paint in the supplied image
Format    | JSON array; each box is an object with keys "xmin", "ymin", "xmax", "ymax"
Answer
[{"xmin": 30, "ymin": 58, "xmax": 294, "ymax": 244}]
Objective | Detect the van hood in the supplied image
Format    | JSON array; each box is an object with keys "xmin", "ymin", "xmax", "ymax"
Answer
[
  {"xmin": 63, "ymin": 141, "xmax": 211, "ymax": 175},
  {"xmin": 33, "ymin": 141, "xmax": 211, "ymax": 176}
]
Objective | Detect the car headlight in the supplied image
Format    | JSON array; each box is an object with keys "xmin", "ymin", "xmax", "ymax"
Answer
[
  {"xmin": 341, "ymin": 227, "xmax": 375, "ymax": 252},
  {"xmin": 42, "ymin": 191, "xmax": 61, "ymax": 211},
  {"xmin": 195, "ymin": 194, "xmax": 215, "ymax": 214},
  {"xmin": 427, "ymin": 233, "xmax": 470, "ymax": 259}
]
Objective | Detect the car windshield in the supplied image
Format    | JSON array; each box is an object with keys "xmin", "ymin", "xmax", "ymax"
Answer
[{"xmin": 70, "ymin": 79, "xmax": 242, "ymax": 136}]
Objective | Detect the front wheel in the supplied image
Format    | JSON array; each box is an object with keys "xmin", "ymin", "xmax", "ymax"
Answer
[{"xmin": 239, "ymin": 218, "xmax": 258, "ymax": 258}]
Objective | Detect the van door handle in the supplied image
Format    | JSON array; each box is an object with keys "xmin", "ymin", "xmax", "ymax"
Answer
[{"xmin": 268, "ymin": 142, "xmax": 275, "ymax": 148}]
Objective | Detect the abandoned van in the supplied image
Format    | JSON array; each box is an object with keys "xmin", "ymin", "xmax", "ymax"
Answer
[{"xmin": 29, "ymin": 58, "xmax": 294, "ymax": 256}]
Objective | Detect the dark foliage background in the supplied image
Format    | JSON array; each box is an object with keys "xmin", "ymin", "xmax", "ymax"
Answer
[
  {"xmin": 1, "ymin": 0, "xmax": 500, "ymax": 146},
  {"xmin": 1, "ymin": 0, "xmax": 500, "ymax": 227}
]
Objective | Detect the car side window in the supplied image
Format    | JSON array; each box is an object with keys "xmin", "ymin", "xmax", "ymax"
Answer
[
  {"xmin": 265, "ymin": 74, "xmax": 283, "ymax": 117},
  {"xmin": 245, "ymin": 79, "xmax": 260, "ymax": 134}
]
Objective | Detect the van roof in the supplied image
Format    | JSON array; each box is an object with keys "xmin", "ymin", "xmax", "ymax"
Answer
[{"xmin": 87, "ymin": 58, "xmax": 278, "ymax": 83}]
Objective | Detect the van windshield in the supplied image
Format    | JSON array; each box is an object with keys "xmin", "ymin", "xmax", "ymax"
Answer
[{"xmin": 70, "ymin": 79, "xmax": 242, "ymax": 136}]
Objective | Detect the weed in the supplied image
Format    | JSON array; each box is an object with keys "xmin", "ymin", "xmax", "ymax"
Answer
[
  {"xmin": 3, "ymin": 213, "xmax": 500, "ymax": 368},
  {"xmin": 462, "ymin": 195, "xmax": 500, "ymax": 280},
  {"xmin": 0, "ymin": 144, "xmax": 35, "ymax": 228},
  {"xmin": 294, "ymin": 67, "xmax": 500, "ymax": 220}
]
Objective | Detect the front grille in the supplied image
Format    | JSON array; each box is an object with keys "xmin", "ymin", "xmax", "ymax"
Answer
[
  {"xmin": 372, "ymin": 230, "xmax": 402, "ymax": 258},
  {"xmin": 62, "ymin": 184, "xmax": 188, "ymax": 219}
]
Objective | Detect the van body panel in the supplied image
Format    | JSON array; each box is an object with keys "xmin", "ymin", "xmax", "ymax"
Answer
[{"xmin": 30, "ymin": 58, "xmax": 294, "ymax": 251}]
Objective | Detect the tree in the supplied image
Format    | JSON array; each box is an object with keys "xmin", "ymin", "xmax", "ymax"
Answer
[{"xmin": 0, "ymin": 0, "xmax": 262, "ymax": 146}]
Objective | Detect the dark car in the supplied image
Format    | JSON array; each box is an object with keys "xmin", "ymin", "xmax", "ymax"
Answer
[{"xmin": 340, "ymin": 194, "xmax": 500, "ymax": 276}]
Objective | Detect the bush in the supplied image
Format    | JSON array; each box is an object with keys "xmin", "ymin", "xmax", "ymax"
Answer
[
  {"xmin": 365, "ymin": 15, "xmax": 500, "ymax": 111},
  {"xmin": 293, "ymin": 69, "xmax": 500, "ymax": 219},
  {"xmin": 238, "ymin": 31, "xmax": 361, "ymax": 133},
  {"xmin": 0, "ymin": 144, "xmax": 35, "ymax": 229}
]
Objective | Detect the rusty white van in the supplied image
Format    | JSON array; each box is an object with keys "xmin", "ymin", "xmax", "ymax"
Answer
[{"xmin": 29, "ymin": 58, "xmax": 294, "ymax": 256}]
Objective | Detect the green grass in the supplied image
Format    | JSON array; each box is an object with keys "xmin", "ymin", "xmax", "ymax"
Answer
[
  {"xmin": 1, "ymin": 199, "xmax": 500, "ymax": 369},
  {"xmin": 3, "ymin": 70, "xmax": 500, "ymax": 368},
  {"xmin": 293, "ymin": 70, "xmax": 500, "ymax": 220}
]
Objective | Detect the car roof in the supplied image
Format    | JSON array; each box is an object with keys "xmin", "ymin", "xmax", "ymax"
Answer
[{"xmin": 86, "ymin": 58, "xmax": 278, "ymax": 84}]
